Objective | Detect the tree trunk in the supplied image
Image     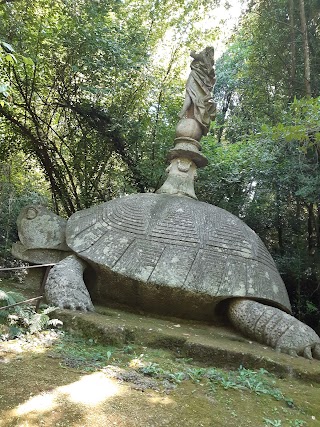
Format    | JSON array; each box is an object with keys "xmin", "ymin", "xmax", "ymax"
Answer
[
  {"xmin": 217, "ymin": 91, "xmax": 232, "ymax": 144},
  {"xmin": 307, "ymin": 203, "xmax": 315, "ymax": 254},
  {"xmin": 275, "ymin": 186, "xmax": 284, "ymax": 252},
  {"xmin": 299, "ymin": 0, "xmax": 312, "ymax": 97},
  {"xmin": 316, "ymin": 203, "xmax": 320, "ymax": 248},
  {"xmin": 288, "ymin": 0, "xmax": 296, "ymax": 100}
]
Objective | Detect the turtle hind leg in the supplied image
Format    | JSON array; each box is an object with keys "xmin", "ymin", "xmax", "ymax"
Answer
[
  {"xmin": 45, "ymin": 254, "xmax": 94, "ymax": 312},
  {"xmin": 228, "ymin": 298, "xmax": 320, "ymax": 360}
]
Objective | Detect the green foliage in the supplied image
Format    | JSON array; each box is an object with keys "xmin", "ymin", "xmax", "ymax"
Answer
[
  {"xmin": 198, "ymin": 93, "xmax": 320, "ymax": 325},
  {"xmin": 214, "ymin": 0, "xmax": 320, "ymax": 144},
  {"xmin": 0, "ymin": 289, "xmax": 62, "ymax": 340},
  {"xmin": 139, "ymin": 363, "xmax": 293, "ymax": 405},
  {"xmin": 208, "ymin": 366, "xmax": 294, "ymax": 406},
  {"xmin": 264, "ymin": 420, "xmax": 282, "ymax": 427},
  {"xmin": 263, "ymin": 418, "xmax": 306, "ymax": 427},
  {"xmin": 0, "ymin": 0, "xmax": 221, "ymax": 214},
  {"xmin": 0, "ymin": 156, "xmax": 49, "ymax": 262},
  {"xmin": 51, "ymin": 334, "xmax": 118, "ymax": 371},
  {"xmin": 289, "ymin": 421, "xmax": 306, "ymax": 427},
  {"xmin": 0, "ymin": 289, "xmax": 23, "ymax": 307},
  {"xmin": 0, "ymin": 40, "xmax": 34, "ymax": 105}
]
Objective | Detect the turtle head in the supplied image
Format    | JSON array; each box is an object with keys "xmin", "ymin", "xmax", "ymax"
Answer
[{"xmin": 16, "ymin": 205, "xmax": 69, "ymax": 251}]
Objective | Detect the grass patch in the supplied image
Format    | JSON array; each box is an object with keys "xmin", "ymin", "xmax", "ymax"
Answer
[{"xmin": 138, "ymin": 361, "xmax": 294, "ymax": 406}]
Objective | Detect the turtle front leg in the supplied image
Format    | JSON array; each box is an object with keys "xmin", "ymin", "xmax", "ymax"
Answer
[
  {"xmin": 228, "ymin": 298, "xmax": 320, "ymax": 360},
  {"xmin": 45, "ymin": 254, "xmax": 94, "ymax": 312}
]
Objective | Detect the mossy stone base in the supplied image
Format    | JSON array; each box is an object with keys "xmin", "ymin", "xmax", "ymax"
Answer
[{"xmin": 56, "ymin": 306, "xmax": 320, "ymax": 383}]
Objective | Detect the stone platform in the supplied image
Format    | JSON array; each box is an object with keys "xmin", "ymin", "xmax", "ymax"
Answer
[{"xmin": 56, "ymin": 305, "xmax": 320, "ymax": 383}]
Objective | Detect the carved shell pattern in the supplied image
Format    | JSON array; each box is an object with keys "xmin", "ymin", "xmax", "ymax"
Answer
[{"xmin": 66, "ymin": 193, "xmax": 291, "ymax": 312}]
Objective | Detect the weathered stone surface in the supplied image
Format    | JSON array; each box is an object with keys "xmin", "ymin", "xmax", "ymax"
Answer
[
  {"xmin": 228, "ymin": 299, "xmax": 320, "ymax": 359},
  {"xmin": 175, "ymin": 118, "xmax": 203, "ymax": 141},
  {"xmin": 179, "ymin": 47, "xmax": 216, "ymax": 135},
  {"xmin": 45, "ymin": 254, "xmax": 94, "ymax": 311},
  {"xmin": 156, "ymin": 158, "xmax": 198, "ymax": 199},
  {"xmin": 57, "ymin": 306, "xmax": 320, "ymax": 381},
  {"xmin": 66, "ymin": 192, "xmax": 291, "ymax": 315},
  {"xmin": 12, "ymin": 241, "xmax": 71, "ymax": 264},
  {"xmin": 17, "ymin": 205, "xmax": 70, "ymax": 251}
]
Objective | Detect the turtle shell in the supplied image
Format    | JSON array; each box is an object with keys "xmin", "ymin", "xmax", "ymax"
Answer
[{"xmin": 66, "ymin": 193, "xmax": 291, "ymax": 319}]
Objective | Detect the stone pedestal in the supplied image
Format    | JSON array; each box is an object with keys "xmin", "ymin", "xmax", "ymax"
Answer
[{"xmin": 156, "ymin": 118, "xmax": 208, "ymax": 199}]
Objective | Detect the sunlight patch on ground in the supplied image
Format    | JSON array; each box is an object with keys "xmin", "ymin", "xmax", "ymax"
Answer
[
  {"xmin": 14, "ymin": 372, "xmax": 121, "ymax": 417},
  {"xmin": 14, "ymin": 393, "xmax": 56, "ymax": 416},
  {"xmin": 59, "ymin": 372, "xmax": 120, "ymax": 405},
  {"xmin": 128, "ymin": 356, "xmax": 145, "ymax": 368},
  {"xmin": 0, "ymin": 331, "xmax": 60, "ymax": 361},
  {"xmin": 148, "ymin": 395, "xmax": 175, "ymax": 406}
]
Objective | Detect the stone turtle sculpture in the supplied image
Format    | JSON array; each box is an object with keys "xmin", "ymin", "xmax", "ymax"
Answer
[
  {"xmin": 14, "ymin": 195, "xmax": 320, "ymax": 360},
  {"xmin": 12, "ymin": 47, "xmax": 320, "ymax": 360}
]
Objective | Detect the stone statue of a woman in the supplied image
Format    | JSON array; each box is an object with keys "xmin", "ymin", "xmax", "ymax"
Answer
[{"xmin": 179, "ymin": 46, "xmax": 216, "ymax": 135}]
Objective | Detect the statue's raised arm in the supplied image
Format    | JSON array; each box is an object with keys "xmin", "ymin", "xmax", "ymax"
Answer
[{"xmin": 179, "ymin": 46, "xmax": 216, "ymax": 136}]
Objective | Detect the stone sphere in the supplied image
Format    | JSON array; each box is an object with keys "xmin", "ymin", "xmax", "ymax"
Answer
[{"xmin": 175, "ymin": 118, "xmax": 202, "ymax": 141}]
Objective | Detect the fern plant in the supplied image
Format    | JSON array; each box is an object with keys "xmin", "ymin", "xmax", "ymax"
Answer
[{"xmin": 0, "ymin": 289, "xmax": 62, "ymax": 340}]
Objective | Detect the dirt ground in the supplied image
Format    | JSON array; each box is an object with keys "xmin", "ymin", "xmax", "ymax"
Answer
[
  {"xmin": 1, "ymin": 332, "xmax": 320, "ymax": 427},
  {"xmin": 1, "ymin": 277, "xmax": 320, "ymax": 427}
]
